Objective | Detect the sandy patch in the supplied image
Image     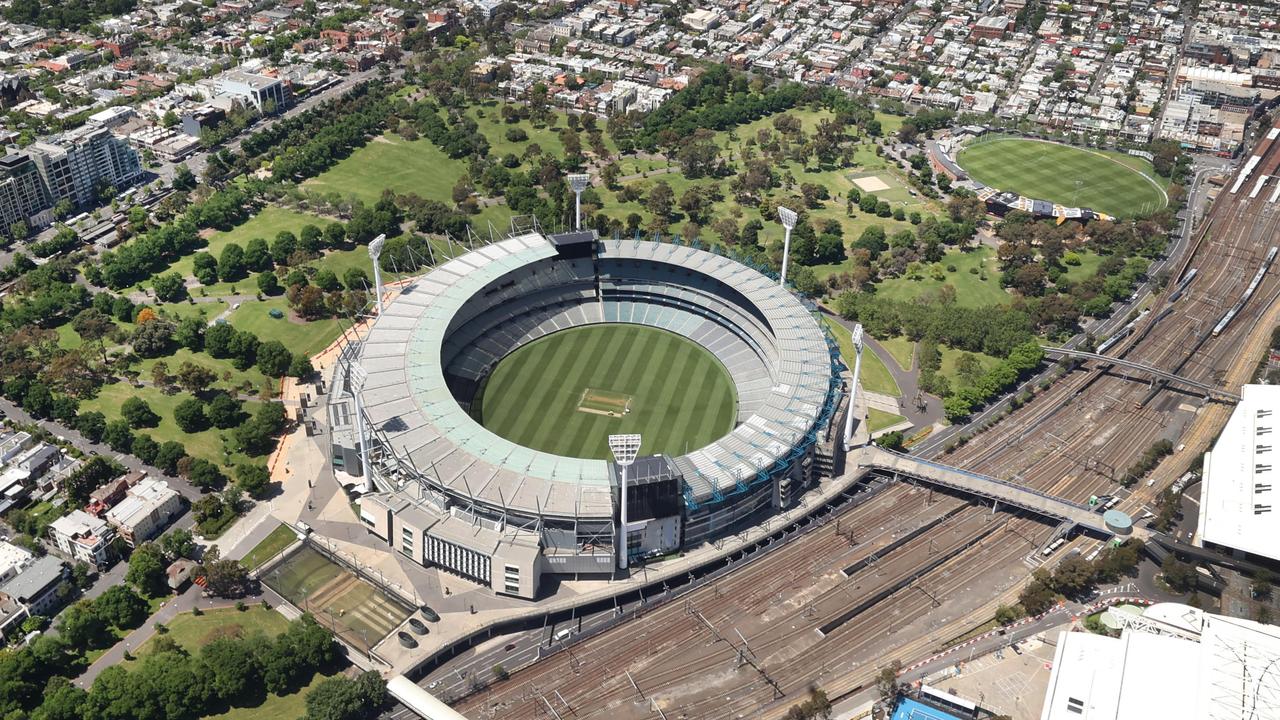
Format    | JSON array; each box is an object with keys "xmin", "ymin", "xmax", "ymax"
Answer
[{"xmin": 853, "ymin": 175, "xmax": 892, "ymax": 192}]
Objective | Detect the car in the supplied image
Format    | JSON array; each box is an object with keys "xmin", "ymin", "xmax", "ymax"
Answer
[{"xmin": 504, "ymin": 643, "xmax": 516, "ymax": 652}]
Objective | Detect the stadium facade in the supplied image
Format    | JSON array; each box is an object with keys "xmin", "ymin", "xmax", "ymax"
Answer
[{"xmin": 327, "ymin": 230, "xmax": 845, "ymax": 599}]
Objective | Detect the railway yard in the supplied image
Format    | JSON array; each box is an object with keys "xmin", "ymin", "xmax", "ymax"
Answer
[{"xmin": 451, "ymin": 125, "xmax": 1280, "ymax": 720}]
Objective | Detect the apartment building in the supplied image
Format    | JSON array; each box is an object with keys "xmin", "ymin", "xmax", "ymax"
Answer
[
  {"xmin": 28, "ymin": 125, "xmax": 142, "ymax": 208},
  {"xmin": 48, "ymin": 509, "xmax": 117, "ymax": 568}
]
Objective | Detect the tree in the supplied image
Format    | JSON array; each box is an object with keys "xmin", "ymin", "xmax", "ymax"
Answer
[
  {"xmin": 131, "ymin": 319, "xmax": 175, "ymax": 358},
  {"xmin": 207, "ymin": 393, "xmax": 243, "ymax": 429},
  {"xmin": 257, "ymin": 271, "xmax": 282, "ymax": 296},
  {"xmin": 256, "ymin": 340, "xmax": 292, "ymax": 377},
  {"xmin": 218, "ymin": 243, "xmax": 247, "ymax": 281},
  {"xmin": 152, "ymin": 272, "xmax": 188, "ymax": 302},
  {"xmin": 271, "ymin": 232, "xmax": 297, "ymax": 265},
  {"xmin": 646, "ymin": 180, "xmax": 674, "ymax": 221},
  {"xmin": 236, "ymin": 464, "xmax": 271, "ymax": 499},
  {"xmin": 303, "ymin": 671, "xmax": 386, "ymax": 720},
  {"xmin": 186, "ymin": 458, "xmax": 226, "ymax": 490},
  {"xmin": 174, "ymin": 361, "xmax": 218, "ymax": 395},
  {"xmin": 76, "ymin": 411, "xmax": 107, "ymax": 443},
  {"xmin": 174, "ymin": 317, "xmax": 205, "ymax": 351},
  {"xmin": 202, "ymin": 637, "xmax": 260, "ymax": 701},
  {"xmin": 93, "ymin": 585, "xmax": 148, "ymax": 628},
  {"xmin": 173, "ymin": 398, "xmax": 207, "ymax": 433},
  {"xmin": 193, "ymin": 252, "xmax": 220, "ymax": 285},
  {"xmin": 9, "ymin": 219, "xmax": 29, "ymax": 242},
  {"xmin": 72, "ymin": 309, "xmax": 115, "ymax": 363},
  {"xmin": 126, "ymin": 543, "xmax": 169, "ymax": 598},
  {"xmin": 875, "ymin": 660, "xmax": 903, "ymax": 703},
  {"xmin": 103, "ymin": 419, "xmax": 134, "ymax": 453},
  {"xmin": 200, "ymin": 547, "xmax": 249, "ymax": 598},
  {"xmin": 154, "ymin": 441, "xmax": 187, "ymax": 475},
  {"xmin": 172, "ymin": 164, "xmax": 196, "ymax": 191},
  {"xmin": 289, "ymin": 354, "xmax": 314, "ymax": 379},
  {"xmin": 121, "ymin": 397, "xmax": 160, "ymax": 428},
  {"xmin": 58, "ymin": 599, "xmax": 110, "ymax": 649},
  {"xmin": 160, "ymin": 528, "xmax": 195, "ymax": 560}
]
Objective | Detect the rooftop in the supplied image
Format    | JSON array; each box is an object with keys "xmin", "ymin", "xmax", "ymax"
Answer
[{"xmin": 1196, "ymin": 383, "xmax": 1280, "ymax": 562}]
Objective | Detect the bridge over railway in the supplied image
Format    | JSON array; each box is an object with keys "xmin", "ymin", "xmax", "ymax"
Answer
[
  {"xmin": 857, "ymin": 446, "xmax": 1140, "ymax": 539},
  {"xmin": 1042, "ymin": 346, "xmax": 1241, "ymax": 402}
]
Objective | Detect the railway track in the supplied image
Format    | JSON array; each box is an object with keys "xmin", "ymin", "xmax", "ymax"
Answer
[{"xmin": 452, "ymin": 127, "xmax": 1280, "ymax": 720}]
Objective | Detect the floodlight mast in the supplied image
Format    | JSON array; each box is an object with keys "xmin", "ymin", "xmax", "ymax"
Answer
[
  {"xmin": 608, "ymin": 433, "xmax": 641, "ymax": 570},
  {"xmin": 777, "ymin": 207, "xmax": 798, "ymax": 288},
  {"xmin": 843, "ymin": 323, "xmax": 865, "ymax": 451},
  {"xmin": 368, "ymin": 234, "xmax": 387, "ymax": 315},
  {"xmin": 348, "ymin": 364, "xmax": 373, "ymax": 493},
  {"xmin": 568, "ymin": 174, "xmax": 591, "ymax": 231}
]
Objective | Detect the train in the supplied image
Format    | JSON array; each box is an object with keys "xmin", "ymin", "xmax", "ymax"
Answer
[
  {"xmin": 1212, "ymin": 246, "xmax": 1278, "ymax": 337},
  {"xmin": 1167, "ymin": 268, "xmax": 1198, "ymax": 303},
  {"xmin": 1096, "ymin": 309, "xmax": 1151, "ymax": 354}
]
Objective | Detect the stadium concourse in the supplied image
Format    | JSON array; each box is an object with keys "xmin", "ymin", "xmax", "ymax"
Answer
[{"xmin": 326, "ymin": 228, "xmax": 846, "ymax": 601}]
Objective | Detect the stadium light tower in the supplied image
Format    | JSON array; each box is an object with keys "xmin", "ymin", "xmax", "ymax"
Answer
[
  {"xmin": 348, "ymin": 363, "xmax": 373, "ymax": 494},
  {"xmin": 568, "ymin": 173, "xmax": 591, "ymax": 231},
  {"xmin": 368, "ymin": 233, "xmax": 387, "ymax": 315},
  {"xmin": 777, "ymin": 206, "xmax": 798, "ymax": 288},
  {"xmin": 843, "ymin": 323, "xmax": 865, "ymax": 452},
  {"xmin": 608, "ymin": 433, "xmax": 642, "ymax": 571}
]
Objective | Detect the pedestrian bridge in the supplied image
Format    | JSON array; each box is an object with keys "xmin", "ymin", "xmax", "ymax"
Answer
[
  {"xmin": 1042, "ymin": 347, "xmax": 1240, "ymax": 402},
  {"xmin": 856, "ymin": 446, "xmax": 1135, "ymax": 538}
]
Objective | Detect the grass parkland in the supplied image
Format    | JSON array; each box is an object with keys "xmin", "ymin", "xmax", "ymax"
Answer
[{"xmin": 956, "ymin": 136, "xmax": 1167, "ymax": 218}]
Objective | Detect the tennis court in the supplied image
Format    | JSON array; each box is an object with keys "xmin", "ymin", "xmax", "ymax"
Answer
[
  {"xmin": 890, "ymin": 697, "xmax": 968, "ymax": 720},
  {"xmin": 262, "ymin": 545, "xmax": 412, "ymax": 653}
]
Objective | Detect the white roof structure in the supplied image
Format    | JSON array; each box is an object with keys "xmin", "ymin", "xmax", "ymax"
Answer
[
  {"xmin": 1196, "ymin": 384, "xmax": 1280, "ymax": 562},
  {"xmin": 1040, "ymin": 607, "xmax": 1280, "ymax": 720}
]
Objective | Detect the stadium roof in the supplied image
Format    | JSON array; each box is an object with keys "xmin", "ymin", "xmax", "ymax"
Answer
[
  {"xmin": 1196, "ymin": 384, "xmax": 1280, "ymax": 562},
  {"xmin": 354, "ymin": 233, "xmax": 831, "ymax": 519},
  {"xmin": 1040, "ymin": 609, "xmax": 1280, "ymax": 720}
]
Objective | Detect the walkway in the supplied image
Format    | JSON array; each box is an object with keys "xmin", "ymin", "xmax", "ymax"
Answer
[
  {"xmin": 857, "ymin": 446, "xmax": 1126, "ymax": 538},
  {"xmin": 74, "ymin": 586, "xmax": 243, "ymax": 688},
  {"xmin": 821, "ymin": 308, "xmax": 944, "ymax": 430},
  {"xmin": 1042, "ymin": 346, "xmax": 1240, "ymax": 401}
]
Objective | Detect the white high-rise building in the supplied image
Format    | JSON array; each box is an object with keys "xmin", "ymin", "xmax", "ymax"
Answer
[{"xmin": 28, "ymin": 125, "xmax": 142, "ymax": 208}]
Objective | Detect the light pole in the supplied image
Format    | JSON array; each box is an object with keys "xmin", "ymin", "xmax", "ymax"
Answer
[
  {"xmin": 348, "ymin": 363, "xmax": 373, "ymax": 493},
  {"xmin": 777, "ymin": 206, "xmax": 797, "ymax": 288},
  {"xmin": 843, "ymin": 323, "xmax": 864, "ymax": 451},
  {"xmin": 368, "ymin": 233, "xmax": 386, "ymax": 315},
  {"xmin": 568, "ymin": 174, "xmax": 590, "ymax": 231},
  {"xmin": 608, "ymin": 434, "xmax": 641, "ymax": 570}
]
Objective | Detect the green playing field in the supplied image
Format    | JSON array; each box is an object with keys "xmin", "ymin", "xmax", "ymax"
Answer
[
  {"xmin": 956, "ymin": 137, "xmax": 1167, "ymax": 218},
  {"xmin": 473, "ymin": 324, "xmax": 737, "ymax": 459}
]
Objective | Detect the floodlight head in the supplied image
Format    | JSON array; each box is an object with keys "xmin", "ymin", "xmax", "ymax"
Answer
[
  {"xmin": 348, "ymin": 363, "xmax": 369, "ymax": 392},
  {"xmin": 778, "ymin": 206, "xmax": 798, "ymax": 231},
  {"xmin": 368, "ymin": 233, "xmax": 386, "ymax": 260},
  {"xmin": 568, "ymin": 173, "xmax": 591, "ymax": 194},
  {"xmin": 607, "ymin": 434, "xmax": 642, "ymax": 467}
]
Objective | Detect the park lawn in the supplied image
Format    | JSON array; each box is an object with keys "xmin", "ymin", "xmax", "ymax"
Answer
[
  {"xmin": 241, "ymin": 523, "xmax": 298, "ymax": 570},
  {"xmin": 956, "ymin": 137, "xmax": 1166, "ymax": 218},
  {"xmin": 148, "ymin": 606, "xmax": 290, "ymax": 656},
  {"xmin": 874, "ymin": 247, "xmax": 1011, "ymax": 308},
  {"xmin": 303, "ymin": 132, "xmax": 469, "ymax": 205},
  {"xmin": 823, "ymin": 316, "xmax": 901, "ymax": 397},
  {"xmin": 938, "ymin": 346, "xmax": 1003, "ymax": 392},
  {"xmin": 133, "ymin": 347, "xmax": 274, "ymax": 397},
  {"xmin": 79, "ymin": 383, "xmax": 266, "ymax": 473},
  {"xmin": 158, "ymin": 207, "xmax": 329, "ymax": 283},
  {"xmin": 877, "ymin": 336, "xmax": 915, "ymax": 371},
  {"xmin": 868, "ymin": 408, "xmax": 907, "ymax": 433},
  {"xmin": 1060, "ymin": 250, "xmax": 1104, "ymax": 284},
  {"xmin": 56, "ymin": 323, "xmax": 85, "ymax": 350},
  {"xmin": 227, "ymin": 298, "xmax": 344, "ymax": 358}
]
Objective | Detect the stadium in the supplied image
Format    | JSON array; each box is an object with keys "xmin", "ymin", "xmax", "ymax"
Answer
[
  {"xmin": 327, "ymin": 229, "xmax": 845, "ymax": 599},
  {"xmin": 930, "ymin": 128, "xmax": 1168, "ymax": 221}
]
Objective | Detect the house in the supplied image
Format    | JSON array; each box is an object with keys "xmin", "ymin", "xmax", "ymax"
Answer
[
  {"xmin": 0, "ymin": 555, "xmax": 67, "ymax": 619},
  {"xmin": 105, "ymin": 477, "xmax": 182, "ymax": 547},
  {"xmin": 48, "ymin": 510, "xmax": 117, "ymax": 568},
  {"xmin": 86, "ymin": 471, "xmax": 141, "ymax": 516},
  {"xmin": 167, "ymin": 558, "xmax": 196, "ymax": 590}
]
